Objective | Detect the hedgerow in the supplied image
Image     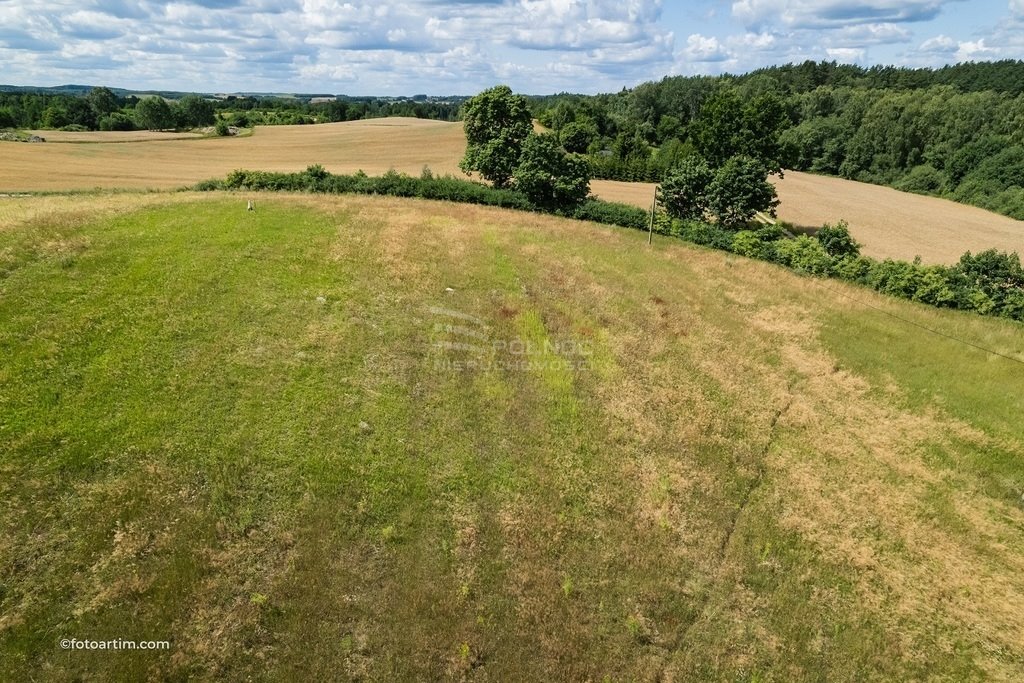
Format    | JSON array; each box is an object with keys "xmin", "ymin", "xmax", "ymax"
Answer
[{"xmin": 194, "ymin": 169, "xmax": 1023, "ymax": 323}]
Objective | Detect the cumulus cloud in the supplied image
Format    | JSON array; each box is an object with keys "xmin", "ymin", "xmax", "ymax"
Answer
[
  {"xmin": 0, "ymin": 0, "xmax": 1015, "ymax": 93},
  {"xmin": 732, "ymin": 0, "xmax": 953, "ymax": 30}
]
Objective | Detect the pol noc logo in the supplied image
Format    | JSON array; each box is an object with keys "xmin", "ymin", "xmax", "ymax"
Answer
[{"xmin": 427, "ymin": 306, "xmax": 592, "ymax": 371}]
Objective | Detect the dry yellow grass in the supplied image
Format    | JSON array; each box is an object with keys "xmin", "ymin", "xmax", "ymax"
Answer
[
  {"xmin": 2, "ymin": 117, "xmax": 1020, "ymax": 263},
  {"xmin": 27, "ymin": 129, "xmax": 204, "ymax": 143},
  {"xmin": 592, "ymin": 173, "xmax": 1024, "ymax": 264},
  {"xmin": 1, "ymin": 118, "xmax": 465, "ymax": 192}
]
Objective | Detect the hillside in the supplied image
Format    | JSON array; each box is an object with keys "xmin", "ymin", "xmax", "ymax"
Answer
[
  {"xmin": 1, "ymin": 193, "xmax": 1022, "ymax": 680},
  {"xmin": 1, "ymin": 118, "xmax": 1021, "ymax": 264}
]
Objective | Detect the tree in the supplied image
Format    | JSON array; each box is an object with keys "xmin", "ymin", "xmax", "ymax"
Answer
[
  {"xmin": 559, "ymin": 120, "xmax": 597, "ymax": 154},
  {"xmin": 175, "ymin": 94, "xmax": 215, "ymax": 128},
  {"xmin": 706, "ymin": 155, "xmax": 780, "ymax": 227},
  {"xmin": 134, "ymin": 96, "xmax": 174, "ymax": 130},
  {"xmin": 459, "ymin": 85, "xmax": 533, "ymax": 188},
  {"xmin": 513, "ymin": 133, "xmax": 591, "ymax": 211},
  {"xmin": 658, "ymin": 155, "xmax": 713, "ymax": 220},
  {"xmin": 86, "ymin": 86, "xmax": 119, "ymax": 119}
]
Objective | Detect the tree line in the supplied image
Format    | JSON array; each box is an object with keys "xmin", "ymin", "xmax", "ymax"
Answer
[
  {"xmin": 0, "ymin": 88, "xmax": 462, "ymax": 133},
  {"xmin": 530, "ymin": 60, "xmax": 1024, "ymax": 220}
]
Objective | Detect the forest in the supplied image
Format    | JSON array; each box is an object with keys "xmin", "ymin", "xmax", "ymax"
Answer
[{"xmin": 531, "ymin": 60, "xmax": 1024, "ymax": 220}]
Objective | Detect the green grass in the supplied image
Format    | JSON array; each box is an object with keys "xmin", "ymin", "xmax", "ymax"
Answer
[{"xmin": 1, "ymin": 193, "xmax": 1022, "ymax": 680}]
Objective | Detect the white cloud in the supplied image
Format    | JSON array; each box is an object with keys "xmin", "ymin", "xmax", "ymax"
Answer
[
  {"xmin": 826, "ymin": 46, "xmax": 866, "ymax": 62},
  {"xmin": 918, "ymin": 34, "xmax": 957, "ymax": 53},
  {"xmin": 732, "ymin": 0, "xmax": 953, "ymax": 30},
  {"xmin": 683, "ymin": 34, "xmax": 730, "ymax": 62}
]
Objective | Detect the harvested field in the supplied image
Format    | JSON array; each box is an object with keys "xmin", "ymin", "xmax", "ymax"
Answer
[
  {"xmin": 773, "ymin": 172, "xmax": 1024, "ymax": 264},
  {"xmin": 1, "ymin": 117, "xmax": 1020, "ymax": 263},
  {"xmin": 1, "ymin": 118, "xmax": 466, "ymax": 192},
  {"xmin": 591, "ymin": 175, "xmax": 1024, "ymax": 265},
  {"xmin": 27, "ymin": 129, "xmax": 205, "ymax": 143}
]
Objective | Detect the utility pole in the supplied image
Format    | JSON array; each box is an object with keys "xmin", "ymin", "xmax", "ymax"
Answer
[{"xmin": 647, "ymin": 186, "xmax": 657, "ymax": 245}]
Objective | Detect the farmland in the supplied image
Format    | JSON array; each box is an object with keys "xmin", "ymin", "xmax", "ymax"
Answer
[
  {"xmin": 2, "ymin": 192, "xmax": 1022, "ymax": 680},
  {"xmin": 2, "ymin": 118, "xmax": 1021, "ymax": 263}
]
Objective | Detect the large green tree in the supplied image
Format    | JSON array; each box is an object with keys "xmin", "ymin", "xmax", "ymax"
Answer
[
  {"xmin": 175, "ymin": 94, "xmax": 216, "ymax": 128},
  {"xmin": 459, "ymin": 86, "xmax": 533, "ymax": 188},
  {"xmin": 513, "ymin": 133, "xmax": 591, "ymax": 211},
  {"xmin": 134, "ymin": 96, "xmax": 174, "ymax": 130},
  {"xmin": 706, "ymin": 155, "xmax": 780, "ymax": 227},
  {"xmin": 658, "ymin": 155, "xmax": 713, "ymax": 220}
]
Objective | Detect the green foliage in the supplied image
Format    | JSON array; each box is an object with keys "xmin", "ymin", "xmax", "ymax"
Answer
[
  {"xmin": 658, "ymin": 155, "xmax": 713, "ymax": 220},
  {"xmin": 98, "ymin": 112, "xmax": 136, "ymax": 131},
  {"xmin": 814, "ymin": 220, "xmax": 860, "ymax": 258},
  {"xmin": 676, "ymin": 220, "xmax": 735, "ymax": 251},
  {"xmin": 134, "ymin": 96, "xmax": 175, "ymax": 130},
  {"xmin": 732, "ymin": 230, "xmax": 773, "ymax": 260},
  {"xmin": 214, "ymin": 119, "xmax": 230, "ymax": 136},
  {"xmin": 895, "ymin": 164, "xmax": 947, "ymax": 195},
  {"xmin": 707, "ymin": 156, "xmax": 780, "ymax": 227},
  {"xmin": 774, "ymin": 235, "xmax": 834, "ymax": 275},
  {"xmin": 570, "ymin": 199, "xmax": 649, "ymax": 231},
  {"xmin": 459, "ymin": 85, "xmax": 533, "ymax": 188},
  {"xmin": 513, "ymin": 133, "xmax": 591, "ymax": 211},
  {"xmin": 559, "ymin": 120, "xmax": 597, "ymax": 154},
  {"xmin": 175, "ymin": 94, "xmax": 216, "ymax": 128}
]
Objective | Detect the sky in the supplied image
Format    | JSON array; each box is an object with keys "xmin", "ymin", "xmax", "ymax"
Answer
[{"xmin": 0, "ymin": 0, "xmax": 1021, "ymax": 95}]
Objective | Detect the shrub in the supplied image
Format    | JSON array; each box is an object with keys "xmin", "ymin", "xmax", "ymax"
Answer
[
  {"xmin": 831, "ymin": 255, "xmax": 875, "ymax": 282},
  {"xmin": 214, "ymin": 119, "xmax": 230, "ymax": 136},
  {"xmin": 570, "ymin": 199, "xmax": 648, "ymax": 230},
  {"xmin": 676, "ymin": 221, "xmax": 734, "ymax": 251},
  {"xmin": 814, "ymin": 220, "xmax": 860, "ymax": 258},
  {"xmin": 732, "ymin": 230, "xmax": 774, "ymax": 260},
  {"xmin": 774, "ymin": 235, "xmax": 833, "ymax": 275},
  {"xmin": 895, "ymin": 164, "xmax": 948, "ymax": 195}
]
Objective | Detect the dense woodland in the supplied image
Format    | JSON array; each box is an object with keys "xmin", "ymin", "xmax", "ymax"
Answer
[{"xmin": 531, "ymin": 60, "xmax": 1024, "ymax": 220}]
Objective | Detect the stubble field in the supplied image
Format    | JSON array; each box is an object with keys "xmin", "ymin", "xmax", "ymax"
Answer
[{"xmin": 2, "ymin": 117, "xmax": 1021, "ymax": 263}]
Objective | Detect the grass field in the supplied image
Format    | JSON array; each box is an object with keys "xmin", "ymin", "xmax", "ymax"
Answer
[
  {"xmin": 1, "ymin": 192, "xmax": 1023, "ymax": 680},
  {"xmin": 2, "ymin": 118, "xmax": 1020, "ymax": 263}
]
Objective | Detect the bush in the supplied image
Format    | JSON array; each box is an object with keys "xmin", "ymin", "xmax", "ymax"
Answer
[
  {"xmin": 895, "ymin": 164, "xmax": 948, "ymax": 195},
  {"xmin": 571, "ymin": 200, "xmax": 648, "ymax": 230},
  {"xmin": 676, "ymin": 221, "xmax": 734, "ymax": 251},
  {"xmin": 814, "ymin": 220, "xmax": 860, "ymax": 258},
  {"xmin": 774, "ymin": 235, "xmax": 834, "ymax": 275},
  {"xmin": 831, "ymin": 255, "xmax": 875, "ymax": 282},
  {"xmin": 99, "ymin": 112, "xmax": 136, "ymax": 131},
  {"xmin": 214, "ymin": 119, "xmax": 230, "ymax": 136},
  {"xmin": 732, "ymin": 230, "xmax": 775, "ymax": 260}
]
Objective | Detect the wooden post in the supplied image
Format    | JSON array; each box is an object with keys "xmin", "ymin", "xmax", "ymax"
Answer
[{"xmin": 647, "ymin": 187, "xmax": 657, "ymax": 245}]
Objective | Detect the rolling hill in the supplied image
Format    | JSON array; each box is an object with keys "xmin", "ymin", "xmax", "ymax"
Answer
[{"xmin": 1, "ymin": 192, "xmax": 1022, "ymax": 680}]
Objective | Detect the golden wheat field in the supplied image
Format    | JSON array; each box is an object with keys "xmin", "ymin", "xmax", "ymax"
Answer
[{"xmin": 2, "ymin": 117, "xmax": 1021, "ymax": 263}]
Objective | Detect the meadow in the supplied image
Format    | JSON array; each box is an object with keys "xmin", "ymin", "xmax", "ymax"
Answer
[
  {"xmin": 1, "ymin": 192, "xmax": 1023, "ymax": 680},
  {"xmin": 2, "ymin": 118, "xmax": 1022, "ymax": 263}
]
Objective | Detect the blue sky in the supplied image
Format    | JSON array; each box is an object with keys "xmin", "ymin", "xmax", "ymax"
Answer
[{"xmin": 0, "ymin": 1, "xmax": 1020, "ymax": 95}]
